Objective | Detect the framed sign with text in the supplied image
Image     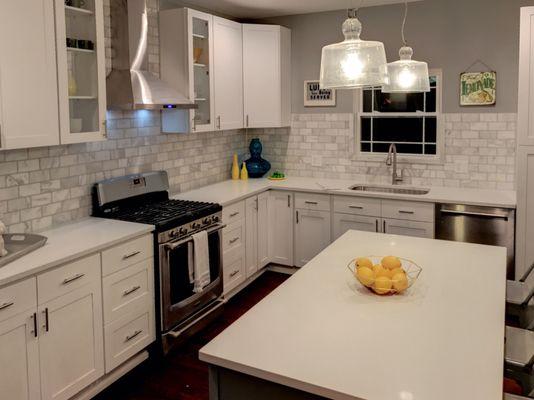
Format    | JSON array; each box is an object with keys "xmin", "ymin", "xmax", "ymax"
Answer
[
  {"xmin": 304, "ymin": 80, "xmax": 336, "ymax": 107},
  {"xmin": 460, "ymin": 71, "xmax": 496, "ymax": 106}
]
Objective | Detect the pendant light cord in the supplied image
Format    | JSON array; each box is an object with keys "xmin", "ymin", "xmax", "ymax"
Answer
[
  {"xmin": 348, "ymin": 0, "xmax": 364, "ymax": 18},
  {"xmin": 401, "ymin": 0, "xmax": 408, "ymax": 46}
]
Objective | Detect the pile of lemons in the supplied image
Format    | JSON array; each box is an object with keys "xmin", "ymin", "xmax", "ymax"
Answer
[{"xmin": 355, "ymin": 256, "xmax": 409, "ymax": 295}]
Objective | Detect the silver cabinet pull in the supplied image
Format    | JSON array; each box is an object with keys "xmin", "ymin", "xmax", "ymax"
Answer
[
  {"xmin": 230, "ymin": 270, "xmax": 240, "ymax": 278},
  {"xmin": 398, "ymin": 210, "xmax": 415, "ymax": 215},
  {"xmin": 125, "ymin": 330, "xmax": 143, "ymax": 342},
  {"xmin": 122, "ymin": 251, "xmax": 141, "ymax": 260},
  {"xmin": 43, "ymin": 308, "xmax": 49, "ymax": 332},
  {"xmin": 229, "ymin": 237, "xmax": 239, "ymax": 244},
  {"xmin": 287, "ymin": 195, "xmax": 291, "ymax": 207},
  {"xmin": 296, "ymin": 210, "xmax": 299, "ymax": 224},
  {"xmin": 62, "ymin": 273, "xmax": 85, "ymax": 285},
  {"xmin": 440, "ymin": 208, "xmax": 509, "ymax": 220},
  {"xmin": 349, "ymin": 205, "xmax": 364, "ymax": 210},
  {"xmin": 383, "ymin": 220, "xmax": 387, "ymax": 233},
  {"xmin": 304, "ymin": 201, "xmax": 318, "ymax": 205},
  {"xmin": 0, "ymin": 301, "xmax": 14, "ymax": 311},
  {"xmin": 229, "ymin": 211, "xmax": 239, "ymax": 217},
  {"xmin": 31, "ymin": 312, "xmax": 37, "ymax": 337},
  {"xmin": 123, "ymin": 285, "xmax": 141, "ymax": 297},
  {"xmin": 375, "ymin": 219, "xmax": 379, "ymax": 232}
]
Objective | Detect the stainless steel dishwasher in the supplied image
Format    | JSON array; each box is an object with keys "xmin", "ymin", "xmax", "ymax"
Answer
[{"xmin": 435, "ymin": 204, "xmax": 515, "ymax": 278}]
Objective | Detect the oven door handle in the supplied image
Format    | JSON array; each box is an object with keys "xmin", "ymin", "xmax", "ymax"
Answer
[{"xmin": 165, "ymin": 223, "xmax": 226, "ymax": 251}]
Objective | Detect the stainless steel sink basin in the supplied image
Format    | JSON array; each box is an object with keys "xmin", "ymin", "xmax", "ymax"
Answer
[{"xmin": 350, "ymin": 185, "xmax": 430, "ymax": 195}]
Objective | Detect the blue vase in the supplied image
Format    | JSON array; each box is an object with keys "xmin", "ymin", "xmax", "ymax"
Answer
[{"xmin": 245, "ymin": 138, "xmax": 271, "ymax": 178}]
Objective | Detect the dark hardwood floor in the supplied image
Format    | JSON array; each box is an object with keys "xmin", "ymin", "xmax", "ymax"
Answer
[{"xmin": 94, "ymin": 271, "xmax": 290, "ymax": 400}]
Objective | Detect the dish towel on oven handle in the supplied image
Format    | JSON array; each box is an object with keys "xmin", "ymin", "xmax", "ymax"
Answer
[{"xmin": 192, "ymin": 230, "xmax": 210, "ymax": 293}]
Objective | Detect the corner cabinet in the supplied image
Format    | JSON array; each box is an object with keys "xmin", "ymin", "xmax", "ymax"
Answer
[
  {"xmin": 243, "ymin": 24, "xmax": 291, "ymax": 128},
  {"xmin": 54, "ymin": 0, "xmax": 107, "ymax": 144},
  {"xmin": 0, "ymin": 0, "xmax": 60, "ymax": 149},
  {"xmin": 268, "ymin": 191, "xmax": 294, "ymax": 266}
]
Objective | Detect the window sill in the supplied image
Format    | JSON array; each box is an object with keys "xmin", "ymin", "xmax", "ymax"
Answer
[{"xmin": 353, "ymin": 152, "xmax": 445, "ymax": 165}]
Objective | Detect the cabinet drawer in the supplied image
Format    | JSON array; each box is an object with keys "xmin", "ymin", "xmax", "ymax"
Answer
[
  {"xmin": 223, "ymin": 246, "xmax": 246, "ymax": 294},
  {"xmin": 223, "ymin": 201, "xmax": 245, "ymax": 224},
  {"xmin": 38, "ymin": 254, "xmax": 100, "ymax": 304},
  {"xmin": 102, "ymin": 259, "xmax": 153, "ymax": 324},
  {"xmin": 0, "ymin": 277, "xmax": 37, "ymax": 323},
  {"xmin": 222, "ymin": 220, "xmax": 245, "ymax": 253},
  {"xmin": 381, "ymin": 200, "xmax": 434, "ymax": 222},
  {"xmin": 383, "ymin": 218, "xmax": 434, "ymax": 239},
  {"xmin": 104, "ymin": 306, "xmax": 155, "ymax": 373},
  {"xmin": 102, "ymin": 234, "xmax": 153, "ymax": 277},
  {"xmin": 294, "ymin": 193, "xmax": 331, "ymax": 212},
  {"xmin": 334, "ymin": 195, "xmax": 381, "ymax": 216}
]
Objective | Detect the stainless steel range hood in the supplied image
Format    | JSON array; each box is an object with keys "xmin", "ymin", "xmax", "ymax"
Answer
[{"xmin": 106, "ymin": 0, "xmax": 196, "ymax": 110}]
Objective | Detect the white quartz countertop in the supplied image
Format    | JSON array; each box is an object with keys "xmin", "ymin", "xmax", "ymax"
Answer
[
  {"xmin": 0, "ymin": 218, "xmax": 154, "ymax": 287},
  {"xmin": 173, "ymin": 177, "xmax": 516, "ymax": 208},
  {"xmin": 200, "ymin": 230, "xmax": 506, "ymax": 400}
]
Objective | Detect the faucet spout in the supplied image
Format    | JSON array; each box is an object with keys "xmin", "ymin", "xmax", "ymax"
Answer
[{"xmin": 386, "ymin": 143, "xmax": 403, "ymax": 185}]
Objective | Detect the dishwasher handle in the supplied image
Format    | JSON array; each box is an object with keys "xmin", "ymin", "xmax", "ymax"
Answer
[{"xmin": 439, "ymin": 208, "xmax": 510, "ymax": 220}]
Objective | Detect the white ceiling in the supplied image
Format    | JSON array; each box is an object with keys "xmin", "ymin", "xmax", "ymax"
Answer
[{"xmin": 171, "ymin": 0, "xmax": 422, "ymax": 19}]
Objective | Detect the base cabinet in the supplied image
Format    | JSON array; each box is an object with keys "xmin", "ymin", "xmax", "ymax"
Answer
[
  {"xmin": 295, "ymin": 210, "xmax": 331, "ymax": 267},
  {"xmin": 268, "ymin": 191, "xmax": 294, "ymax": 266},
  {"xmin": 245, "ymin": 197, "xmax": 259, "ymax": 277},
  {"xmin": 0, "ymin": 312, "xmax": 40, "ymax": 400},
  {"xmin": 382, "ymin": 218, "xmax": 434, "ymax": 239},
  {"xmin": 333, "ymin": 213, "xmax": 380, "ymax": 240}
]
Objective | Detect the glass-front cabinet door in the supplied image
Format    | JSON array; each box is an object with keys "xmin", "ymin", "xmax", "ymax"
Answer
[
  {"xmin": 187, "ymin": 9, "xmax": 215, "ymax": 132},
  {"xmin": 54, "ymin": 0, "xmax": 107, "ymax": 144}
]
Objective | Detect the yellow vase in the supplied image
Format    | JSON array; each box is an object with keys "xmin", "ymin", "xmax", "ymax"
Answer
[
  {"xmin": 231, "ymin": 154, "xmax": 239, "ymax": 180},
  {"xmin": 240, "ymin": 162, "xmax": 248, "ymax": 180}
]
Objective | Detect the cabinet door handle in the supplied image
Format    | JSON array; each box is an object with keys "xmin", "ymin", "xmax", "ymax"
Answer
[
  {"xmin": 398, "ymin": 210, "xmax": 415, "ymax": 215},
  {"xmin": 296, "ymin": 210, "xmax": 299, "ymax": 224},
  {"xmin": 0, "ymin": 301, "xmax": 14, "ymax": 311},
  {"xmin": 230, "ymin": 269, "xmax": 240, "ymax": 277},
  {"xmin": 123, "ymin": 285, "xmax": 142, "ymax": 297},
  {"xmin": 217, "ymin": 116, "xmax": 221, "ymax": 129},
  {"xmin": 304, "ymin": 201, "xmax": 318, "ymax": 205},
  {"xmin": 229, "ymin": 237, "xmax": 239, "ymax": 244},
  {"xmin": 383, "ymin": 220, "xmax": 386, "ymax": 233},
  {"xmin": 32, "ymin": 312, "xmax": 38, "ymax": 338},
  {"xmin": 287, "ymin": 195, "xmax": 291, "ymax": 207},
  {"xmin": 62, "ymin": 273, "xmax": 85, "ymax": 285},
  {"xmin": 125, "ymin": 330, "xmax": 143, "ymax": 342},
  {"xmin": 255, "ymin": 198, "xmax": 258, "ymax": 211},
  {"xmin": 375, "ymin": 219, "xmax": 379, "ymax": 232},
  {"xmin": 349, "ymin": 205, "xmax": 364, "ymax": 210},
  {"xmin": 43, "ymin": 308, "xmax": 49, "ymax": 332},
  {"xmin": 229, "ymin": 211, "xmax": 240, "ymax": 217},
  {"xmin": 122, "ymin": 251, "xmax": 141, "ymax": 260}
]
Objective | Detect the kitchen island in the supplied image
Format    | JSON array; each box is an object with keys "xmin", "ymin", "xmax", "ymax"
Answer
[{"xmin": 200, "ymin": 230, "xmax": 507, "ymax": 400}]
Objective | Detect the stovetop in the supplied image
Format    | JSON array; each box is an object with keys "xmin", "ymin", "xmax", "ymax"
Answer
[{"xmin": 98, "ymin": 198, "xmax": 222, "ymax": 232}]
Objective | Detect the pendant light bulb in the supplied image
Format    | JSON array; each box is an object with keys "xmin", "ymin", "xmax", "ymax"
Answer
[
  {"xmin": 320, "ymin": 10, "xmax": 388, "ymax": 89},
  {"xmin": 382, "ymin": 3, "xmax": 430, "ymax": 93}
]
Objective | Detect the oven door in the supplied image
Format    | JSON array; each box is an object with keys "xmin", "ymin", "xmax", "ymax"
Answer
[{"xmin": 159, "ymin": 224, "xmax": 224, "ymax": 332}]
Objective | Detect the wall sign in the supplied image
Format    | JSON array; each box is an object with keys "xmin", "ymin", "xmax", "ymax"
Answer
[
  {"xmin": 460, "ymin": 71, "xmax": 496, "ymax": 106},
  {"xmin": 304, "ymin": 80, "xmax": 336, "ymax": 107}
]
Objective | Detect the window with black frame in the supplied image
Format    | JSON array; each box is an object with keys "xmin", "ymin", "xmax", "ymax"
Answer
[{"xmin": 358, "ymin": 73, "xmax": 440, "ymax": 158}]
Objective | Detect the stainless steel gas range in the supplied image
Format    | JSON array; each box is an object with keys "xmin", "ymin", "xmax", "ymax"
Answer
[{"xmin": 92, "ymin": 171, "xmax": 225, "ymax": 353}]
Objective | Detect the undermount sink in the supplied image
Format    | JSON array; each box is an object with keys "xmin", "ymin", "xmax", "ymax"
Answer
[{"xmin": 350, "ymin": 185, "xmax": 430, "ymax": 195}]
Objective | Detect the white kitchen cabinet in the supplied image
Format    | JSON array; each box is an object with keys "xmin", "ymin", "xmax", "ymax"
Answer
[
  {"xmin": 382, "ymin": 218, "xmax": 434, "ymax": 239},
  {"xmin": 0, "ymin": 0, "xmax": 60, "ymax": 149},
  {"xmin": 160, "ymin": 8, "xmax": 215, "ymax": 133},
  {"xmin": 268, "ymin": 191, "xmax": 294, "ymax": 266},
  {"xmin": 245, "ymin": 196, "xmax": 259, "ymax": 277},
  {"xmin": 54, "ymin": 0, "xmax": 107, "ymax": 144},
  {"xmin": 518, "ymin": 7, "xmax": 534, "ymax": 146},
  {"xmin": 0, "ymin": 312, "xmax": 40, "ymax": 400},
  {"xmin": 243, "ymin": 24, "xmax": 291, "ymax": 128},
  {"xmin": 333, "ymin": 213, "xmax": 380, "ymax": 240},
  {"xmin": 295, "ymin": 209, "xmax": 331, "ymax": 267},
  {"xmin": 516, "ymin": 147, "xmax": 534, "ymax": 279},
  {"xmin": 38, "ymin": 265, "xmax": 104, "ymax": 400},
  {"xmin": 257, "ymin": 192, "xmax": 270, "ymax": 268},
  {"xmin": 213, "ymin": 16, "xmax": 243, "ymax": 130}
]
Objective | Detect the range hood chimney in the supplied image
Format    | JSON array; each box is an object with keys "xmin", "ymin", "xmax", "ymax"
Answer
[{"xmin": 106, "ymin": 0, "xmax": 196, "ymax": 110}]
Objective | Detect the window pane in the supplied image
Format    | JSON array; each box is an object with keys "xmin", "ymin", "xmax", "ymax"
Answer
[
  {"xmin": 425, "ymin": 88, "xmax": 437, "ymax": 112},
  {"xmin": 363, "ymin": 90, "xmax": 373, "ymax": 112},
  {"xmin": 425, "ymin": 144, "xmax": 437, "ymax": 155},
  {"xmin": 373, "ymin": 118, "xmax": 423, "ymax": 143},
  {"xmin": 361, "ymin": 142, "xmax": 371, "ymax": 152},
  {"xmin": 374, "ymin": 91, "xmax": 424, "ymax": 112},
  {"xmin": 429, "ymin": 76, "xmax": 437, "ymax": 88},
  {"xmin": 425, "ymin": 117, "xmax": 437, "ymax": 142},
  {"xmin": 372, "ymin": 143, "xmax": 423, "ymax": 154},
  {"xmin": 361, "ymin": 117, "xmax": 372, "ymax": 141}
]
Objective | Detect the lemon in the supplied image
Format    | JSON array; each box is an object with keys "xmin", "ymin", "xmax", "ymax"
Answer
[
  {"xmin": 356, "ymin": 257, "xmax": 373, "ymax": 269},
  {"xmin": 373, "ymin": 264, "xmax": 389, "ymax": 278},
  {"xmin": 382, "ymin": 256, "xmax": 402, "ymax": 270},
  {"xmin": 390, "ymin": 267, "xmax": 405, "ymax": 277},
  {"xmin": 356, "ymin": 267, "xmax": 375, "ymax": 287},
  {"xmin": 374, "ymin": 276, "xmax": 393, "ymax": 294},
  {"xmin": 392, "ymin": 273, "xmax": 409, "ymax": 292}
]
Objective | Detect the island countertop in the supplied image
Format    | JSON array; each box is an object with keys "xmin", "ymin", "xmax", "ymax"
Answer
[{"xmin": 199, "ymin": 231, "xmax": 506, "ymax": 400}]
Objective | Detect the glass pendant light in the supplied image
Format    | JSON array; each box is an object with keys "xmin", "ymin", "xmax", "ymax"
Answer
[
  {"xmin": 382, "ymin": 1, "xmax": 430, "ymax": 93},
  {"xmin": 320, "ymin": 6, "xmax": 388, "ymax": 89}
]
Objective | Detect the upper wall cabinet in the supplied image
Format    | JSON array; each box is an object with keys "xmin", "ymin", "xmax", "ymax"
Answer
[
  {"xmin": 160, "ymin": 8, "xmax": 216, "ymax": 133},
  {"xmin": 213, "ymin": 17, "xmax": 244, "ymax": 131},
  {"xmin": 518, "ymin": 7, "xmax": 534, "ymax": 146},
  {"xmin": 54, "ymin": 0, "xmax": 107, "ymax": 144},
  {"xmin": 243, "ymin": 24, "xmax": 291, "ymax": 129},
  {"xmin": 0, "ymin": 1, "xmax": 60, "ymax": 150}
]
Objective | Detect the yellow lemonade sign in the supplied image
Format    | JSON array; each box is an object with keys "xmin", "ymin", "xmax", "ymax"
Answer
[{"xmin": 460, "ymin": 71, "xmax": 496, "ymax": 106}]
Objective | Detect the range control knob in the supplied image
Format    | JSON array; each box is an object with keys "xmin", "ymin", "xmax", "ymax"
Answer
[
  {"xmin": 202, "ymin": 218, "xmax": 211, "ymax": 225},
  {"xmin": 212, "ymin": 215, "xmax": 220, "ymax": 223},
  {"xmin": 192, "ymin": 222, "xmax": 200, "ymax": 230},
  {"xmin": 179, "ymin": 227, "xmax": 188, "ymax": 236}
]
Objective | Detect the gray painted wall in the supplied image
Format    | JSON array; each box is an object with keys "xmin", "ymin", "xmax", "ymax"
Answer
[{"xmin": 256, "ymin": 0, "xmax": 534, "ymax": 114}]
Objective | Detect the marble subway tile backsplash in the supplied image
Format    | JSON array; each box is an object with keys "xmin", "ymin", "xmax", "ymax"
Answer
[
  {"xmin": 253, "ymin": 113, "xmax": 517, "ymax": 191},
  {"xmin": 0, "ymin": 111, "xmax": 245, "ymax": 233}
]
